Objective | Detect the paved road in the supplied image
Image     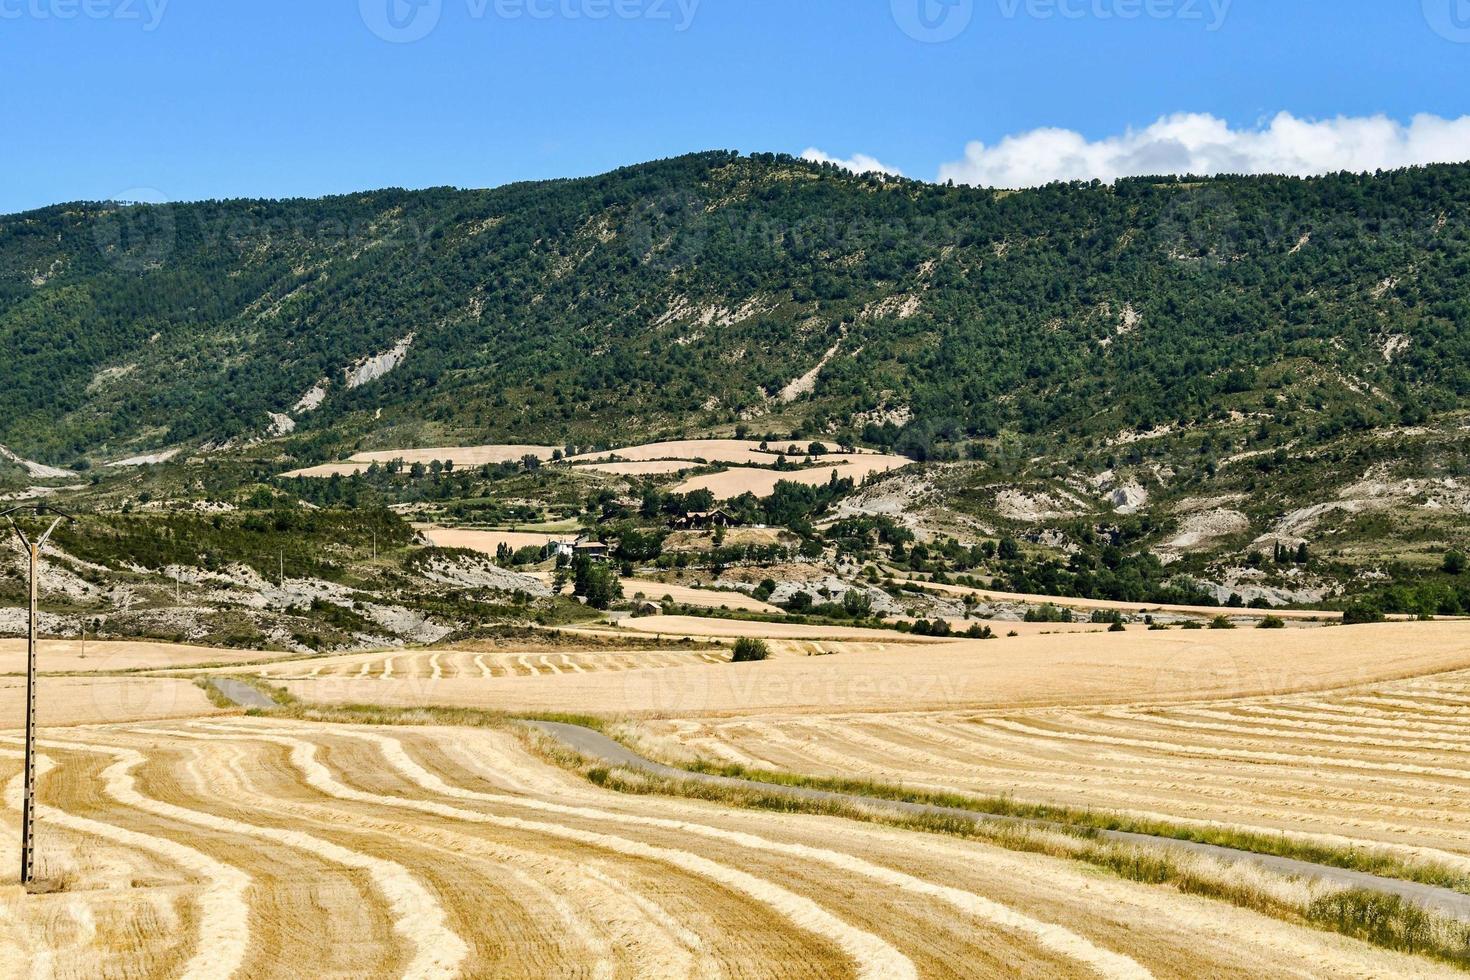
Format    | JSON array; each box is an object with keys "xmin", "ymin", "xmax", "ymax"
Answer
[
  {"xmin": 209, "ymin": 677, "xmax": 278, "ymax": 710},
  {"xmin": 532, "ymin": 720, "xmax": 1470, "ymax": 922}
]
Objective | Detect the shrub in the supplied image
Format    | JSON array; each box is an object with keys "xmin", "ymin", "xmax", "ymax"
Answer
[
  {"xmin": 1258, "ymin": 615, "xmax": 1287, "ymax": 629},
  {"xmin": 731, "ymin": 638, "xmax": 770, "ymax": 663},
  {"xmin": 1209, "ymin": 616, "xmax": 1237, "ymax": 630},
  {"xmin": 1109, "ymin": 621, "xmax": 1127, "ymax": 632},
  {"xmin": 1025, "ymin": 603, "xmax": 1073, "ymax": 623},
  {"xmin": 1444, "ymin": 551, "xmax": 1466, "ymax": 576},
  {"xmin": 1343, "ymin": 602, "xmax": 1386, "ymax": 625}
]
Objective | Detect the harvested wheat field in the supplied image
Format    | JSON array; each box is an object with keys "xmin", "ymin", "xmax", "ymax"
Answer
[
  {"xmin": 0, "ymin": 676, "xmax": 220, "ymax": 728},
  {"xmin": 567, "ymin": 439, "xmax": 832, "ymax": 466},
  {"xmin": 631, "ymin": 661, "xmax": 1470, "ymax": 878},
  {"xmin": 616, "ymin": 614, "xmax": 961, "ymax": 642},
  {"xmin": 416, "ymin": 525, "xmax": 568, "ymax": 554},
  {"xmin": 276, "ymin": 620, "xmax": 1470, "ymax": 719},
  {"xmin": 675, "ymin": 455, "xmax": 912, "ymax": 500},
  {"xmin": 572, "ymin": 459, "xmax": 699, "ymax": 476},
  {"xmin": 524, "ymin": 573, "xmax": 780, "ymax": 614},
  {"xmin": 1, "ymin": 716, "xmax": 1456, "ymax": 979},
  {"xmin": 237, "ymin": 646, "xmax": 734, "ymax": 683},
  {"xmin": 0, "ymin": 638, "xmax": 288, "ymax": 674},
  {"xmin": 283, "ymin": 445, "xmax": 559, "ymax": 477},
  {"xmin": 615, "ymin": 579, "xmax": 783, "ymax": 613},
  {"xmin": 912, "ymin": 579, "xmax": 1344, "ymax": 622}
]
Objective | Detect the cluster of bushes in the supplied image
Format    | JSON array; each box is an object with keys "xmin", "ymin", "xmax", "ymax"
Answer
[
  {"xmin": 783, "ymin": 589, "xmax": 875, "ymax": 621},
  {"xmin": 51, "ymin": 506, "xmax": 409, "ymax": 583}
]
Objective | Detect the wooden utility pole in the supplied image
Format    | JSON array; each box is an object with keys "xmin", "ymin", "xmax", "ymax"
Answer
[{"xmin": 3, "ymin": 505, "xmax": 72, "ymax": 888}]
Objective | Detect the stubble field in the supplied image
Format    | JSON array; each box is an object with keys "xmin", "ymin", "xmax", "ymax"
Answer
[
  {"xmin": 5, "ymin": 619, "xmax": 1470, "ymax": 977},
  {"xmin": 3, "ymin": 717, "xmax": 1458, "ymax": 979}
]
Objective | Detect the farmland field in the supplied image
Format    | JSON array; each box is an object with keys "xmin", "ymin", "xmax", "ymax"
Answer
[
  {"xmin": 674, "ymin": 455, "xmax": 912, "ymax": 500},
  {"xmin": 567, "ymin": 440, "xmax": 833, "ymax": 466},
  {"xmin": 3, "ymin": 716, "xmax": 1458, "ymax": 979},
  {"xmin": 7, "ymin": 620, "xmax": 1470, "ymax": 976},
  {"xmin": 415, "ymin": 525, "xmax": 569, "ymax": 553},
  {"xmin": 630, "ymin": 663, "xmax": 1470, "ymax": 864},
  {"xmin": 0, "ymin": 677, "xmax": 221, "ymax": 728},
  {"xmin": 0, "ymin": 639, "xmax": 293, "ymax": 674},
  {"xmin": 282, "ymin": 445, "xmax": 558, "ymax": 478},
  {"xmin": 244, "ymin": 645, "xmax": 733, "ymax": 683},
  {"xmin": 272, "ymin": 620, "xmax": 1470, "ymax": 717},
  {"xmin": 571, "ymin": 459, "xmax": 698, "ymax": 476},
  {"xmin": 602, "ymin": 578, "xmax": 783, "ymax": 613}
]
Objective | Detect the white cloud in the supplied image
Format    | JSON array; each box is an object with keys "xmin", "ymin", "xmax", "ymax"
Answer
[
  {"xmin": 800, "ymin": 148, "xmax": 904, "ymax": 177},
  {"xmin": 935, "ymin": 112, "xmax": 1470, "ymax": 188}
]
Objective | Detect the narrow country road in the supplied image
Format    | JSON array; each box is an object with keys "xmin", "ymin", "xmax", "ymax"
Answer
[
  {"xmin": 209, "ymin": 677, "xmax": 278, "ymax": 710},
  {"xmin": 531, "ymin": 720, "xmax": 1470, "ymax": 922}
]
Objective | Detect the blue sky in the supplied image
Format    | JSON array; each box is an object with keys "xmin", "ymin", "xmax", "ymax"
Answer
[{"xmin": 2, "ymin": 0, "xmax": 1469, "ymax": 212}]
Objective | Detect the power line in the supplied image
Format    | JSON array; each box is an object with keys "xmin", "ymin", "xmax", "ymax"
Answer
[{"xmin": 2, "ymin": 504, "xmax": 75, "ymax": 889}]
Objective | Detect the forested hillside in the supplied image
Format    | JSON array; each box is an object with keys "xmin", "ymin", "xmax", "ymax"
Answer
[{"xmin": 1, "ymin": 151, "xmax": 1467, "ymax": 465}]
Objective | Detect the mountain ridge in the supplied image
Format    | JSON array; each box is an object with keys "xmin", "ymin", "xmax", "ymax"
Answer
[{"xmin": 1, "ymin": 151, "xmax": 1467, "ymax": 468}]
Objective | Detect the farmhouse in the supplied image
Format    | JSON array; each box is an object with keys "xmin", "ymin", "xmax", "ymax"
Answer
[{"xmin": 574, "ymin": 538, "xmax": 611, "ymax": 560}]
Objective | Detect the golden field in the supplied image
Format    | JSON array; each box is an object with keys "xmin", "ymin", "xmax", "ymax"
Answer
[
  {"xmin": 270, "ymin": 621, "xmax": 1470, "ymax": 718},
  {"xmin": 3, "ymin": 717, "xmax": 1458, "ymax": 979},
  {"xmin": 3, "ymin": 618, "xmax": 1470, "ymax": 976}
]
